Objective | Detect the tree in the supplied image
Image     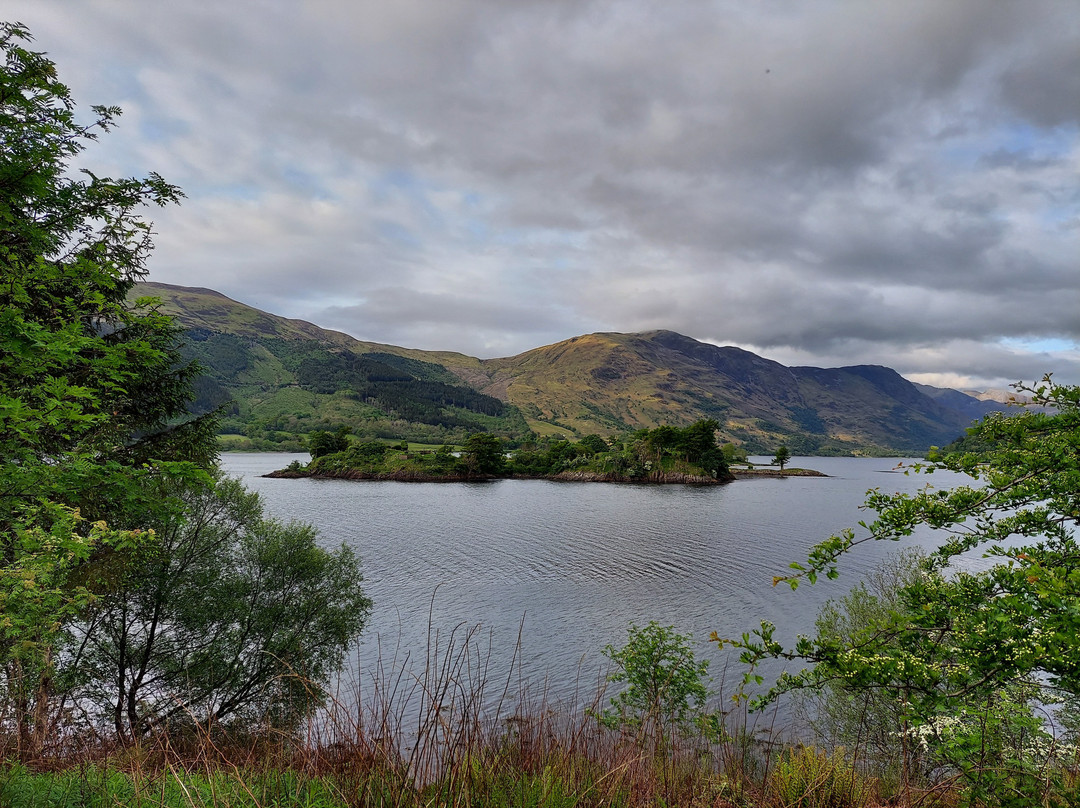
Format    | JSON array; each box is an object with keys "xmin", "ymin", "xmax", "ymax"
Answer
[
  {"xmin": 679, "ymin": 419, "xmax": 728, "ymax": 479},
  {"xmin": 643, "ymin": 425, "xmax": 680, "ymax": 469},
  {"xmin": 0, "ymin": 24, "xmax": 371, "ymax": 755},
  {"xmin": 0, "ymin": 22, "xmax": 217, "ymax": 754},
  {"xmin": 597, "ymin": 622, "xmax": 710, "ymax": 747},
  {"xmin": 578, "ymin": 434, "xmax": 609, "ymax": 455},
  {"xmin": 63, "ymin": 477, "xmax": 371, "ymax": 741},
  {"xmin": 677, "ymin": 418, "xmax": 720, "ymax": 463},
  {"xmin": 460, "ymin": 432, "xmax": 505, "ymax": 476},
  {"xmin": 718, "ymin": 377, "xmax": 1080, "ymax": 802},
  {"xmin": 625, "ymin": 420, "xmax": 729, "ymax": 480},
  {"xmin": 308, "ymin": 426, "xmax": 350, "ymax": 458},
  {"xmin": 772, "ymin": 444, "xmax": 791, "ymax": 471},
  {"xmin": 794, "ymin": 549, "xmax": 932, "ymax": 783}
]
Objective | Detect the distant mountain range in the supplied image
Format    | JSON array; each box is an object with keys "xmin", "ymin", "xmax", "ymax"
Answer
[{"xmin": 138, "ymin": 282, "xmax": 1020, "ymax": 455}]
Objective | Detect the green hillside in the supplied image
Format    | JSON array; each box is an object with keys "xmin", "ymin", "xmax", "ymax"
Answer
[{"xmin": 136, "ymin": 283, "xmax": 530, "ymax": 449}]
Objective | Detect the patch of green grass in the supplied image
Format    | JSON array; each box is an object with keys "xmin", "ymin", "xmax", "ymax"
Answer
[
  {"xmin": 217, "ymin": 434, "xmax": 254, "ymax": 449},
  {"xmin": 0, "ymin": 764, "xmax": 352, "ymax": 808},
  {"xmin": 248, "ymin": 387, "xmax": 319, "ymax": 419}
]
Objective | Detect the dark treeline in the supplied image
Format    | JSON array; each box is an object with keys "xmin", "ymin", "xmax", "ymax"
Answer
[{"xmin": 191, "ymin": 334, "xmax": 510, "ymax": 419}]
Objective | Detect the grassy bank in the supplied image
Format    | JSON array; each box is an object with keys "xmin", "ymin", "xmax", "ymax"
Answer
[
  {"xmin": 5, "ymin": 625, "xmax": 1071, "ymax": 808},
  {"xmin": 4, "ymin": 701, "xmax": 1042, "ymax": 808},
  {"xmin": 0, "ymin": 707, "xmax": 824, "ymax": 808}
]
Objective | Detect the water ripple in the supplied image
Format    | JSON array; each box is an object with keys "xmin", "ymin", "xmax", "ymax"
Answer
[{"xmin": 225, "ymin": 455, "xmax": 951, "ymax": 705}]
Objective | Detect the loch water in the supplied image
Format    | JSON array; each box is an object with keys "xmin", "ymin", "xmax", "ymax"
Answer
[{"xmin": 221, "ymin": 453, "xmax": 966, "ymax": 715}]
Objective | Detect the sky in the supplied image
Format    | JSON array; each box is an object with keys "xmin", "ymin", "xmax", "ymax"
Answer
[{"xmin": 7, "ymin": 1, "xmax": 1079, "ymax": 388}]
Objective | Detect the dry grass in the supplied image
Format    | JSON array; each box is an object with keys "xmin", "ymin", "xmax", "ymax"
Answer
[{"xmin": 3, "ymin": 624, "xmax": 1077, "ymax": 807}]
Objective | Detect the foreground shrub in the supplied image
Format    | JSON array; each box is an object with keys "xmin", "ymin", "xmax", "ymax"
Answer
[
  {"xmin": 596, "ymin": 622, "xmax": 711, "ymax": 747},
  {"xmin": 63, "ymin": 476, "xmax": 372, "ymax": 742}
]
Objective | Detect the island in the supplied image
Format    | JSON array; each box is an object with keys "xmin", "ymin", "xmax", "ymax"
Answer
[{"xmin": 265, "ymin": 420, "xmax": 738, "ymax": 484}]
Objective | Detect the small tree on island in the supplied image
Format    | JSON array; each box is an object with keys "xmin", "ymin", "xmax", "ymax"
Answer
[
  {"xmin": 773, "ymin": 444, "xmax": 791, "ymax": 471},
  {"xmin": 461, "ymin": 432, "xmax": 506, "ymax": 476},
  {"xmin": 308, "ymin": 425, "xmax": 351, "ymax": 458}
]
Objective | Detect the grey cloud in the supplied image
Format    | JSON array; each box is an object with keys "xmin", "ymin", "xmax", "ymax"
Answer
[
  {"xmin": 315, "ymin": 290, "xmax": 586, "ymax": 357},
  {"xmin": 978, "ymin": 150, "xmax": 1061, "ymax": 171},
  {"xmin": 5, "ymin": 0, "xmax": 1079, "ymax": 386},
  {"xmin": 323, "ymin": 289, "xmax": 562, "ymax": 334},
  {"xmin": 1000, "ymin": 28, "xmax": 1080, "ymax": 129}
]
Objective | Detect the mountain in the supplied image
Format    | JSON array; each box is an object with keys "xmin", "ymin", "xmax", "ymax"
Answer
[
  {"xmin": 468, "ymin": 330, "xmax": 989, "ymax": 454},
  {"xmin": 913, "ymin": 383, "xmax": 1016, "ymax": 421},
  {"xmin": 136, "ymin": 283, "xmax": 530, "ymax": 449},
  {"xmin": 139, "ymin": 283, "xmax": 1000, "ymax": 455}
]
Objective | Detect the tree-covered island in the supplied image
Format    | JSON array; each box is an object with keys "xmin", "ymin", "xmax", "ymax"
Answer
[{"xmin": 268, "ymin": 419, "xmax": 736, "ymax": 483}]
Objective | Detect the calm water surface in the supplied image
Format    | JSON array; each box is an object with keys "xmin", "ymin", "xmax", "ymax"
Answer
[{"xmin": 221, "ymin": 453, "xmax": 962, "ymax": 708}]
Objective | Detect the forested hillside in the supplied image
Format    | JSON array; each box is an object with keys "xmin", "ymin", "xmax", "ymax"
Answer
[{"xmin": 137, "ymin": 283, "xmax": 531, "ymax": 448}]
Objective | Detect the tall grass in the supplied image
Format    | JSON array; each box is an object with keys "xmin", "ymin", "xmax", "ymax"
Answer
[
  {"xmin": 2, "ymin": 622, "xmax": 1076, "ymax": 807},
  {"xmin": 0, "ymin": 618, "xmax": 776, "ymax": 807}
]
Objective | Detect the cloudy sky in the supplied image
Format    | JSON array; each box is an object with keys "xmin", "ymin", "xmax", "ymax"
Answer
[{"xmin": 8, "ymin": 1, "xmax": 1079, "ymax": 387}]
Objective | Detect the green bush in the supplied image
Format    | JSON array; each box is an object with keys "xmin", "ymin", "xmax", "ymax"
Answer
[
  {"xmin": 63, "ymin": 477, "xmax": 372, "ymax": 739},
  {"xmin": 597, "ymin": 622, "xmax": 710, "ymax": 742},
  {"xmin": 723, "ymin": 377, "xmax": 1080, "ymax": 806}
]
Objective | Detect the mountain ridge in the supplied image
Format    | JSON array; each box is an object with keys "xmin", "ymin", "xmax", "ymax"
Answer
[{"xmin": 138, "ymin": 282, "xmax": 1009, "ymax": 455}]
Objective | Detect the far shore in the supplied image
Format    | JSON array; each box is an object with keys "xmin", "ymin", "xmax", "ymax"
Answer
[
  {"xmin": 263, "ymin": 465, "xmax": 829, "ymax": 483},
  {"xmin": 263, "ymin": 467, "xmax": 732, "ymax": 484}
]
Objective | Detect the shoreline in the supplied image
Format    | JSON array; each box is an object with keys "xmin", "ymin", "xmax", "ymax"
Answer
[{"xmin": 263, "ymin": 468, "xmax": 735, "ymax": 484}]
